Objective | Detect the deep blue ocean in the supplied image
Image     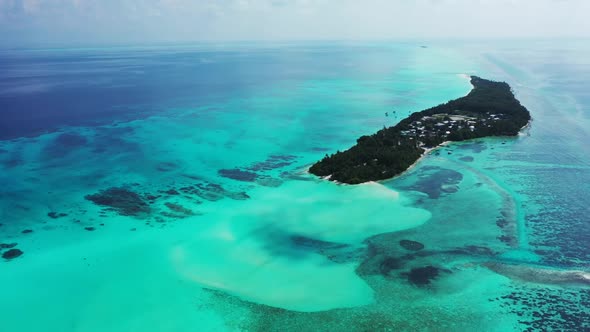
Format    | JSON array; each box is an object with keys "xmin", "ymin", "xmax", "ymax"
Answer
[{"xmin": 0, "ymin": 41, "xmax": 588, "ymax": 331}]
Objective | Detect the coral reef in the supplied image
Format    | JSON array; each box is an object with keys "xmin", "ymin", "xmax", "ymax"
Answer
[{"xmin": 85, "ymin": 187, "xmax": 151, "ymax": 217}]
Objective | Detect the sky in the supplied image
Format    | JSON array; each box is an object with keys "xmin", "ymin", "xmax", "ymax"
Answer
[{"xmin": 0, "ymin": 0, "xmax": 589, "ymax": 46}]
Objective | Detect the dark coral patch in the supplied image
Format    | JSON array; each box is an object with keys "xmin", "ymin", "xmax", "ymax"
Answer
[
  {"xmin": 379, "ymin": 257, "xmax": 403, "ymax": 275},
  {"xmin": 21, "ymin": 229, "xmax": 33, "ymax": 234},
  {"xmin": 47, "ymin": 212, "xmax": 68, "ymax": 219},
  {"xmin": 459, "ymin": 156, "xmax": 474, "ymax": 162},
  {"xmin": 161, "ymin": 189, "xmax": 180, "ymax": 195},
  {"xmin": 218, "ymin": 168, "xmax": 258, "ymax": 182},
  {"xmin": 458, "ymin": 141, "xmax": 487, "ymax": 153},
  {"xmin": 440, "ymin": 185, "xmax": 459, "ymax": 194},
  {"xmin": 54, "ymin": 132, "xmax": 88, "ymax": 147},
  {"xmin": 156, "ymin": 161, "xmax": 178, "ymax": 172},
  {"xmin": 256, "ymin": 176, "xmax": 283, "ymax": 187},
  {"xmin": 2, "ymin": 248, "xmax": 23, "ymax": 260},
  {"xmin": 181, "ymin": 174, "xmax": 204, "ymax": 181},
  {"xmin": 43, "ymin": 132, "xmax": 88, "ymax": 159},
  {"xmin": 280, "ymin": 171, "xmax": 313, "ymax": 182},
  {"xmin": 2, "ymin": 156, "xmax": 23, "ymax": 168},
  {"xmin": 496, "ymin": 218, "xmax": 508, "ymax": 228},
  {"xmin": 286, "ymin": 235, "xmax": 358, "ymax": 263},
  {"xmin": 405, "ymin": 266, "xmax": 442, "ymax": 285},
  {"xmin": 199, "ymin": 183, "xmax": 250, "ymax": 201},
  {"xmin": 145, "ymin": 194, "xmax": 161, "ymax": 203},
  {"xmin": 462, "ymin": 245, "xmax": 495, "ymax": 256},
  {"xmin": 181, "ymin": 183, "xmax": 250, "ymax": 201},
  {"xmin": 401, "ymin": 168, "xmax": 463, "ymax": 199},
  {"xmin": 496, "ymin": 284, "xmax": 590, "ymax": 330},
  {"xmin": 85, "ymin": 187, "xmax": 150, "ymax": 217},
  {"xmin": 0, "ymin": 243, "xmax": 17, "ymax": 249},
  {"xmin": 498, "ymin": 234, "xmax": 517, "ymax": 247},
  {"xmin": 187, "ymin": 185, "xmax": 223, "ymax": 201},
  {"xmin": 226, "ymin": 191, "xmax": 250, "ymax": 200},
  {"xmin": 164, "ymin": 202, "xmax": 196, "ymax": 216},
  {"xmin": 92, "ymin": 136, "xmax": 138, "ymax": 155},
  {"xmin": 84, "ymin": 227, "xmax": 96, "ymax": 231},
  {"xmin": 246, "ymin": 155, "xmax": 298, "ymax": 172},
  {"xmin": 290, "ymin": 235, "xmax": 348, "ymax": 250},
  {"xmin": 399, "ymin": 239, "xmax": 425, "ymax": 251}
]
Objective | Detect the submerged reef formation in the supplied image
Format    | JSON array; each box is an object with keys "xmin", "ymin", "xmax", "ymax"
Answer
[
  {"xmin": 218, "ymin": 168, "xmax": 258, "ymax": 182},
  {"xmin": 83, "ymin": 181, "xmax": 251, "ymax": 224},
  {"xmin": 177, "ymin": 183, "xmax": 250, "ymax": 201},
  {"xmin": 219, "ymin": 155, "xmax": 298, "ymax": 185},
  {"xmin": 399, "ymin": 239, "xmax": 425, "ymax": 251},
  {"xmin": 496, "ymin": 284, "xmax": 590, "ymax": 331},
  {"xmin": 2, "ymin": 248, "xmax": 23, "ymax": 260},
  {"xmin": 404, "ymin": 266, "xmax": 446, "ymax": 285},
  {"xmin": 484, "ymin": 262, "xmax": 590, "ymax": 287},
  {"xmin": 1, "ymin": 242, "xmax": 23, "ymax": 261},
  {"xmin": 161, "ymin": 202, "xmax": 200, "ymax": 219},
  {"xmin": 47, "ymin": 212, "xmax": 68, "ymax": 219},
  {"xmin": 246, "ymin": 155, "xmax": 298, "ymax": 172},
  {"xmin": 41, "ymin": 132, "xmax": 88, "ymax": 160},
  {"xmin": 309, "ymin": 76, "xmax": 531, "ymax": 184},
  {"xmin": 85, "ymin": 187, "xmax": 151, "ymax": 217}
]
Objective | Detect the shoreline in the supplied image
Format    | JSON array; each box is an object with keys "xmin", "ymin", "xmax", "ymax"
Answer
[
  {"xmin": 377, "ymin": 141, "xmax": 451, "ymax": 183},
  {"xmin": 377, "ymin": 118, "xmax": 533, "ymax": 184},
  {"xmin": 305, "ymin": 121, "xmax": 532, "ymax": 186},
  {"xmin": 305, "ymin": 73, "xmax": 474, "ymax": 186},
  {"xmin": 458, "ymin": 73, "xmax": 475, "ymax": 91},
  {"xmin": 307, "ymin": 75, "xmax": 532, "ymax": 184}
]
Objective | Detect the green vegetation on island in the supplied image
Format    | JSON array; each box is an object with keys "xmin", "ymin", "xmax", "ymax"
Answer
[{"xmin": 309, "ymin": 76, "xmax": 531, "ymax": 184}]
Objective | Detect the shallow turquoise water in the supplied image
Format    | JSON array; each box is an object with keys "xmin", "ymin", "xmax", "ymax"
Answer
[{"xmin": 0, "ymin": 41, "xmax": 588, "ymax": 331}]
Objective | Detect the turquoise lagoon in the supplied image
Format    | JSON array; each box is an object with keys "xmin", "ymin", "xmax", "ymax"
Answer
[{"xmin": 0, "ymin": 41, "xmax": 588, "ymax": 331}]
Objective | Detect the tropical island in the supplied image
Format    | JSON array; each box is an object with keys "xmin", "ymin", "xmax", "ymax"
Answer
[{"xmin": 309, "ymin": 76, "xmax": 531, "ymax": 184}]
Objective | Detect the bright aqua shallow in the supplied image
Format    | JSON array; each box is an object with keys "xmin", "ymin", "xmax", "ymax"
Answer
[{"xmin": 0, "ymin": 41, "xmax": 588, "ymax": 331}]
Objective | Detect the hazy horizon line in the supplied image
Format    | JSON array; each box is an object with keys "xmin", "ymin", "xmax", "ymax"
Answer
[{"xmin": 3, "ymin": 36, "xmax": 589, "ymax": 51}]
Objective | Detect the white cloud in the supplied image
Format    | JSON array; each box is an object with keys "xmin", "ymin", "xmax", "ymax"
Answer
[{"xmin": 0, "ymin": 0, "xmax": 588, "ymax": 45}]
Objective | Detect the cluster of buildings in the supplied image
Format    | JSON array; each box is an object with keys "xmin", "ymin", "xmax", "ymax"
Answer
[{"xmin": 400, "ymin": 112, "xmax": 504, "ymax": 141}]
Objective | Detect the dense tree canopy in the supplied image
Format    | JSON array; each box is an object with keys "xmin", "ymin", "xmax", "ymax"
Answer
[{"xmin": 309, "ymin": 76, "xmax": 531, "ymax": 184}]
